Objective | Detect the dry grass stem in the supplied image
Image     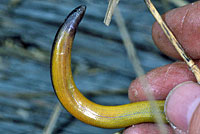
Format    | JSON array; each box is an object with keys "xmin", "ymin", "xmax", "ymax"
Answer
[
  {"xmin": 43, "ymin": 103, "xmax": 62, "ymax": 134},
  {"xmin": 104, "ymin": 0, "xmax": 120, "ymax": 26},
  {"xmin": 169, "ymin": 0, "xmax": 188, "ymax": 7},
  {"xmin": 114, "ymin": 7, "xmax": 167, "ymax": 134},
  {"xmin": 144, "ymin": 0, "xmax": 200, "ymax": 84}
]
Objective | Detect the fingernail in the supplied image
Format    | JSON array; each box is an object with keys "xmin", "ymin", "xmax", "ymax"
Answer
[{"xmin": 165, "ymin": 81, "xmax": 200, "ymax": 131}]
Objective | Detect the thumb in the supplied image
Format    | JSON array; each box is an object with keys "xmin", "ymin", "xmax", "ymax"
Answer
[{"xmin": 165, "ymin": 81, "xmax": 200, "ymax": 133}]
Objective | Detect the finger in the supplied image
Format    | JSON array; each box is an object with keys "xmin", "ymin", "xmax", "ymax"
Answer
[
  {"xmin": 128, "ymin": 61, "xmax": 198, "ymax": 102},
  {"xmin": 123, "ymin": 123, "xmax": 174, "ymax": 134},
  {"xmin": 165, "ymin": 81, "xmax": 200, "ymax": 132},
  {"xmin": 189, "ymin": 104, "xmax": 200, "ymax": 134},
  {"xmin": 152, "ymin": 1, "xmax": 200, "ymax": 60}
]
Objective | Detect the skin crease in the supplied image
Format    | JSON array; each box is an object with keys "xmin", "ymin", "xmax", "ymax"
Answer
[
  {"xmin": 189, "ymin": 104, "xmax": 200, "ymax": 134},
  {"xmin": 125, "ymin": 1, "xmax": 200, "ymax": 134}
]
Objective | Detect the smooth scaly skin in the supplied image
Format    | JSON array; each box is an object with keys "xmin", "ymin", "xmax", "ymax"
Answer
[{"xmin": 51, "ymin": 5, "xmax": 166, "ymax": 129}]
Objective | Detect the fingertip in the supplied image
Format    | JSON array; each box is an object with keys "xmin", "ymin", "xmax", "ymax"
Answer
[
  {"xmin": 128, "ymin": 62, "xmax": 196, "ymax": 102},
  {"xmin": 123, "ymin": 124, "xmax": 173, "ymax": 134},
  {"xmin": 165, "ymin": 81, "xmax": 200, "ymax": 131},
  {"xmin": 152, "ymin": 1, "xmax": 200, "ymax": 60}
]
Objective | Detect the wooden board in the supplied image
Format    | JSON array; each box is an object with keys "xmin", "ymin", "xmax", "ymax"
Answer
[{"xmin": 0, "ymin": 0, "xmax": 177, "ymax": 133}]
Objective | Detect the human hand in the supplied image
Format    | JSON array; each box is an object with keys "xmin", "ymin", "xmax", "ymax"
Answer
[{"xmin": 124, "ymin": 1, "xmax": 200, "ymax": 134}]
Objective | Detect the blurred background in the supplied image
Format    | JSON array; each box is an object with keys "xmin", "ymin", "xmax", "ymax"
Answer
[{"xmin": 0, "ymin": 0, "xmax": 195, "ymax": 134}]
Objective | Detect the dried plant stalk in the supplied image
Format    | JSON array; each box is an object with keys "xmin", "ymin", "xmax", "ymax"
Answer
[
  {"xmin": 43, "ymin": 103, "xmax": 62, "ymax": 134},
  {"xmin": 114, "ymin": 7, "xmax": 168, "ymax": 134},
  {"xmin": 169, "ymin": 0, "xmax": 188, "ymax": 7},
  {"xmin": 144, "ymin": 0, "xmax": 200, "ymax": 84},
  {"xmin": 104, "ymin": 0, "xmax": 120, "ymax": 26}
]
